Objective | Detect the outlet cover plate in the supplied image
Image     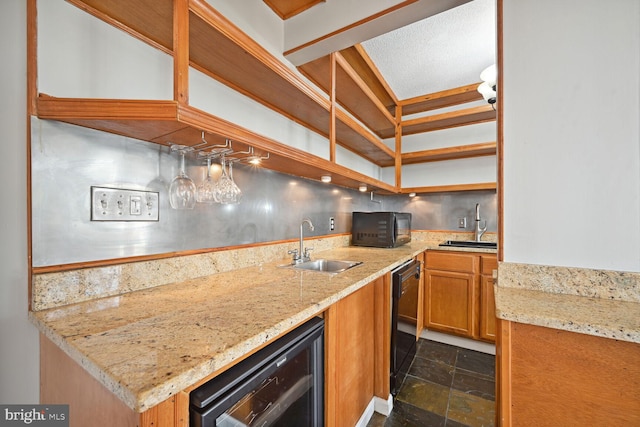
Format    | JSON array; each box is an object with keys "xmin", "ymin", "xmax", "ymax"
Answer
[{"xmin": 91, "ymin": 186, "xmax": 159, "ymax": 222}]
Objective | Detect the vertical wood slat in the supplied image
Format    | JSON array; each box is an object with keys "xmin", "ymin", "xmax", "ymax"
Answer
[
  {"xmin": 324, "ymin": 304, "xmax": 337, "ymax": 427},
  {"xmin": 497, "ymin": 319, "xmax": 512, "ymax": 427},
  {"xmin": 496, "ymin": 0, "xmax": 505, "ymax": 262},
  {"xmin": 329, "ymin": 52, "xmax": 336, "ymax": 163},
  {"xmin": 415, "ymin": 251, "xmax": 425, "ymax": 339},
  {"xmin": 27, "ymin": 0, "xmax": 37, "ymax": 311},
  {"xmin": 173, "ymin": 0, "xmax": 189, "ymax": 105},
  {"xmin": 394, "ymin": 104, "xmax": 402, "ymax": 190},
  {"xmin": 373, "ymin": 274, "xmax": 391, "ymax": 399}
]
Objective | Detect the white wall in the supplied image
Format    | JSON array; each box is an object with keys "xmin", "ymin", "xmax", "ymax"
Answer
[
  {"xmin": 0, "ymin": 1, "xmax": 40, "ymax": 403},
  {"xmin": 502, "ymin": 0, "xmax": 640, "ymax": 271},
  {"xmin": 392, "ymin": 156, "xmax": 497, "ymax": 188}
]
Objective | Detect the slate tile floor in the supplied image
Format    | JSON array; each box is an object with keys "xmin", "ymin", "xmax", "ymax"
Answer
[{"xmin": 367, "ymin": 339, "xmax": 496, "ymax": 427}]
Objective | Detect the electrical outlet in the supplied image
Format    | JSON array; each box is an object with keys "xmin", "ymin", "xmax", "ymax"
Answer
[
  {"xmin": 330, "ymin": 217, "xmax": 335, "ymax": 231},
  {"xmin": 458, "ymin": 217, "xmax": 467, "ymax": 228},
  {"xmin": 91, "ymin": 186, "xmax": 159, "ymax": 222}
]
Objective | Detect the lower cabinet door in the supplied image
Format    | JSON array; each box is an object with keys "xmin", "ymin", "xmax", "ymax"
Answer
[
  {"xmin": 480, "ymin": 275, "xmax": 496, "ymax": 342},
  {"xmin": 425, "ymin": 270, "xmax": 478, "ymax": 338}
]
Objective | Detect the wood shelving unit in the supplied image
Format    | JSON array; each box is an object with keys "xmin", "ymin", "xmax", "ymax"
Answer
[
  {"xmin": 298, "ymin": 43, "xmax": 498, "ymax": 193},
  {"xmin": 37, "ymin": 0, "xmax": 496, "ymax": 194},
  {"xmin": 47, "ymin": 0, "xmax": 396, "ymax": 191}
]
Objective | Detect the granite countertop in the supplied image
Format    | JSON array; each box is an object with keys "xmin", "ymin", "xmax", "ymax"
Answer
[
  {"xmin": 32, "ymin": 236, "xmax": 640, "ymax": 413},
  {"xmin": 30, "ymin": 243, "xmax": 434, "ymax": 413},
  {"xmin": 495, "ymin": 262, "xmax": 640, "ymax": 344}
]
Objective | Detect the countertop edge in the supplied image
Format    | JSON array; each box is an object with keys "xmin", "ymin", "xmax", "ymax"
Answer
[{"xmin": 494, "ymin": 285, "xmax": 640, "ymax": 344}]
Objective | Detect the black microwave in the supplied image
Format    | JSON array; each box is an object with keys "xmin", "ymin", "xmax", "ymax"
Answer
[{"xmin": 351, "ymin": 212, "xmax": 412, "ymax": 248}]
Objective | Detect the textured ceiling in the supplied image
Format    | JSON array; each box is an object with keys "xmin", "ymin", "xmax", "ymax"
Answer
[{"xmin": 361, "ymin": 0, "xmax": 496, "ymax": 100}]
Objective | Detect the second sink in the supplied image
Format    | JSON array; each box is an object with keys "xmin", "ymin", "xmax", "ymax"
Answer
[
  {"xmin": 288, "ymin": 259, "xmax": 363, "ymax": 274},
  {"xmin": 439, "ymin": 240, "xmax": 497, "ymax": 249}
]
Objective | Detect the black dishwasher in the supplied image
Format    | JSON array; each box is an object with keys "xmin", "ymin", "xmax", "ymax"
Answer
[
  {"xmin": 390, "ymin": 259, "xmax": 420, "ymax": 396},
  {"xmin": 190, "ymin": 317, "xmax": 324, "ymax": 427}
]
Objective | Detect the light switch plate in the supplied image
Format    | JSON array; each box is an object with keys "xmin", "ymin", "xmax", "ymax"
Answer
[
  {"xmin": 458, "ymin": 217, "xmax": 467, "ymax": 228},
  {"xmin": 91, "ymin": 186, "xmax": 159, "ymax": 222}
]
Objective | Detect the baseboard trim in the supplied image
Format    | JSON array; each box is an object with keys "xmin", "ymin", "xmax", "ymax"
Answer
[
  {"xmin": 355, "ymin": 395, "xmax": 394, "ymax": 427},
  {"xmin": 374, "ymin": 394, "xmax": 393, "ymax": 416},
  {"xmin": 398, "ymin": 322, "xmax": 496, "ymax": 355},
  {"xmin": 355, "ymin": 399, "xmax": 375, "ymax": 427}
]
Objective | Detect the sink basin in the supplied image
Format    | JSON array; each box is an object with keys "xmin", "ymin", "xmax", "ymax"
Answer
[
  {"xmin": 283, "ymin": 259, "xmax": 363, "ymax": 274},
  {"xmin": 439, "ymin": 240, "xmax": 497, "ymax": 249}
]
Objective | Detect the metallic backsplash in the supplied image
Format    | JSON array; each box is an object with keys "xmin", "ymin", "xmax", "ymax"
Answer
[{"xmin": 31, "ymin": 118, "xmax": 496, "ymax": 267}]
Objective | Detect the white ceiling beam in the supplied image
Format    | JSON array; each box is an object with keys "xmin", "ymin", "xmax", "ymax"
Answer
[{"xmin": 283, "ymin": 0, "xmax": 471, "ymax": 65}]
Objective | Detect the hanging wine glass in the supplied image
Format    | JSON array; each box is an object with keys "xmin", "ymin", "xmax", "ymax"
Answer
[
  {"xmin": 196, "ymin": 155, "xmax": 216, "ymax": 204},
  {"xmin": 228, "ymin": 160, "xmax": 242, "ymax": 204},
  {"xmin": 213, "ymin": 155, "xmax": 236, "ymax": 205},
  {"xmin": 169, "ymin": 146, "xmax": 196, "ymax": 209}
]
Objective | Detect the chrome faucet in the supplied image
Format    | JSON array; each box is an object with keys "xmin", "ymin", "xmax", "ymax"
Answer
[
  {"xmin": 474, "ymin": 203, "xmax": 487, "ymax": 242},
  {"xmin": 289, "ymin": 218, "xmax": 314, "ymax": 264}
]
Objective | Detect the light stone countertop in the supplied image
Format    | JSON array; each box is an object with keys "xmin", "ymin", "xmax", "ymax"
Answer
[
  {"xmin": 30, "ymin": 242, "xmax": 435, "ymax": 413},
  {"xmin": 495, "ymin": 262, "xmax": 640, "ymax": 344}
]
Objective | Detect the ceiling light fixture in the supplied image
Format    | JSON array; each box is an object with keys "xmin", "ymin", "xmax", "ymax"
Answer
[
  {"xmin": 478, "ymin": 64, "xmax": 497, "ymax": 108},
  {"xmin": 321, "ymin": 175, "xmax": 332, "ymax": 183}
]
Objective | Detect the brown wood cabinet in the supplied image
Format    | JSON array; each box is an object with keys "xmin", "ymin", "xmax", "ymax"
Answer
[
  {"xmin": 498, "ymin": 320, "xmax": 640, "ymax": 426},
  {"xmin": 424, "ymin": 250, "xmax": 497, "ymax": 342}
]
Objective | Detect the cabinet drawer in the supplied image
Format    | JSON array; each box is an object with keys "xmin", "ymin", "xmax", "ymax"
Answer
[
  {"xmin": 426, "ymin": 251, "xmax": 478, "ymax": 273},
  {"xmin": 481, "ymin": 255, "xmax": 498, "ymax": 275}
]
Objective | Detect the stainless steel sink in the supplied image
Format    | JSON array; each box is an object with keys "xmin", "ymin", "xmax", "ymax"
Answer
[
  {"xmin": 439, "ymin": 240, "xmax": 497, "ymax": 249},
  {"xmin": 282, "ymin": 259, "xmax": 363, "ymax": 274}
]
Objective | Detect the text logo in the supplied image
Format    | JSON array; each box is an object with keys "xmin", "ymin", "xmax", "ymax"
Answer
[{"xmin": 0, "ymin": 405, "xmax": 68, "ymax": 427}]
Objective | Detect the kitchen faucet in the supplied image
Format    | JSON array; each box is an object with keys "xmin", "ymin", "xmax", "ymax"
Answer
[
  {"xmin": 474, "ymin": 203, "xmax": 487, "ymax": 242},
  {"xmin": 289, "ymin": 218, "xmax": 314, "ymax": 264}
]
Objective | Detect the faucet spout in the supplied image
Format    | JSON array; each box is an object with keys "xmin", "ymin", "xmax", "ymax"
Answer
[
  {"xmin": 297, "ymin": 218, "xmax": 314, "ymax": 263},
  {"xmin": 474, "ymin": 203, "xmax": 487, "ymax": 242}
]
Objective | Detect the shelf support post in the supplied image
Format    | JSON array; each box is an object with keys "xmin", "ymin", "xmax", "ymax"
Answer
[
  {"xmin": 394, "ymin": 104, "xmax": 402, "ymax": 191},
  {"xmin": 173, "ymin": 0, "xmax": 189, "ymax": 105},
  {"xmin": 329, "ymin": 52, "xmax": 337, "ymax": 163}
]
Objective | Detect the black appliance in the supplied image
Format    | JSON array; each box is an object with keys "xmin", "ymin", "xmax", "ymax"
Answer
[
  {"xmin": 190, "ymin": 317, "xmax": 324, "ymax": 427},
  {"xmin": 351, "ymin": 211, "xmax": 412, "ymax": 248},
  {"xmin": 390, "ymin": 259, "xmax": 420, "ymax": 396}
]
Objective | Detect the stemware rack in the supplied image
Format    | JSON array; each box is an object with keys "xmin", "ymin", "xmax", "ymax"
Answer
[{"xmin": 168, "ymin": 132, "xmax": 269, "ymax": 207}]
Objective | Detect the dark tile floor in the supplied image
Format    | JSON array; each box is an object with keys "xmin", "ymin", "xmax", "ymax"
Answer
[{"xmin": 367, "ymin": 339, "xmax": 496, "ymax": 427}]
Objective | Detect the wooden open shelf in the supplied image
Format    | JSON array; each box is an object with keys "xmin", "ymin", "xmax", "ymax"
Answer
[
  {"xmin": 399, "ymin": 105, "xmax": 496, "ymax": 137},
  {"xmin": 398, "ymin": 83, "xmax": 485, "ymax": 115},
  {"xmin": 402, "ymin": 142, "xmax": 496, "ymax": 165},
  {"xmin": 401, "ymin": 182, "xmax": 497, "ymax": 194},
  {"xmin": 36, "ymin": 94, "xmax": 396, "ymax": 193}
]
